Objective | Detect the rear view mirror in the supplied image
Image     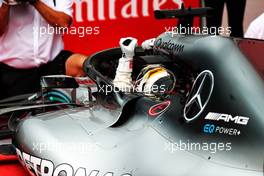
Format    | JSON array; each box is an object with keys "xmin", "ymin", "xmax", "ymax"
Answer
[
  {"xmin": 40, "ymin": 75, "xmax": 79, "ymax": 89},
  {"xmin": 40, "ymin": 75, "xmax": 97, "ymax": 105}
]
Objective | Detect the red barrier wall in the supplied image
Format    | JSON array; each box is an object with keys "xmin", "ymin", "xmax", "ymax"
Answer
[{"xmin": 63, "ymin": 0, "xmax": 199, "ymax": 55}]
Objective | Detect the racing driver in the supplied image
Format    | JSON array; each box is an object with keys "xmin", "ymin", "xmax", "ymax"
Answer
[{"xmin": 114, "ymin": 37, "xmax": 175, "ymax": 96}]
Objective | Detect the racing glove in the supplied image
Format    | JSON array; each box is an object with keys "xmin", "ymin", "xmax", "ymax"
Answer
[
  {"xmin": 113, "ymin": 37, "xmax": 138, "ymax": 92},
  {"xmin": 142, "ymin": 38, "xmax": 156, "ymax": 50},
  {"xmin": 120, "ymin": 37, "xmax": 138, "ymax": 59}
]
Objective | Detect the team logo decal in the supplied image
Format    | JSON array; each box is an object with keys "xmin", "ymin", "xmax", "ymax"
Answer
[
  {"xmin": 203, "ymin": 123, "xmax": 241, "ymax": 136},
  {"xmin": 205, "ymin": 112, "xmax": 250, "ymax": 125},
  {"xmin": 202, "ymin": 112, "xmax": 250, "ymax": 136},
  {"xmin": 149, "ymin": 100, "xmax": 171, "ymax": 116},
  {"xmin": 16, "ymin": 148, "xmax": 132, "ymax": 176},
  {"xmin": 184, "ymin": 70, "xmax": 214, "ymax": 122}
]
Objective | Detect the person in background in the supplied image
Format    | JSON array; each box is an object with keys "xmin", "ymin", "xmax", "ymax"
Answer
[
  {"xmin": 245, "ymin": 13, "xmax": 264, "ymax": 40},
  {"xmin": 204, "ymin": 0, "xmax": 246, "ymax": 37},
  {"xmin": 0, "ymin": 0, "xmax": 87, "ymax": 100}
]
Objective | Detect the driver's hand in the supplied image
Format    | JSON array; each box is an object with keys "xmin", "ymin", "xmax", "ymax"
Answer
[
  {"xmin": 142, "ymin": 38, "xmax": 156, "ymax": 50},
  {"xmin": 119, "ymin": 37, "xmax": 138, "ymax": 58}
]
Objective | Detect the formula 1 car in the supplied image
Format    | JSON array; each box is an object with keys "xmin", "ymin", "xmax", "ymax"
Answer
[{"xmin": 1, "ymin": 6, "xmax": 264, "ymax": 176}]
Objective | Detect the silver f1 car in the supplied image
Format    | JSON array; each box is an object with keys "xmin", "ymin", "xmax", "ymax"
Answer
[{"xmin": 0, "ymin": 6, "xmax": 263, "ymax": 176}]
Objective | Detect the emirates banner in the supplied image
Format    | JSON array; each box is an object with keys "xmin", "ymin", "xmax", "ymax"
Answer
[{"xmin": 63, "ymin": 0, "xmax": 199, "ymax": 55}]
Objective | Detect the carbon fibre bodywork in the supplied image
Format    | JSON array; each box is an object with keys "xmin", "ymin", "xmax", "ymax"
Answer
[{"xmin": 11, "ymin": 32, "xmax": 264, "ymax": 176}]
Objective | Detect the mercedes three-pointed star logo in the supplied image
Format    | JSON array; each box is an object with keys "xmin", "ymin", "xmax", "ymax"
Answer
[{"xmin": 184, "ymin": 70, "xmax": 214, "ymax": 122}]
